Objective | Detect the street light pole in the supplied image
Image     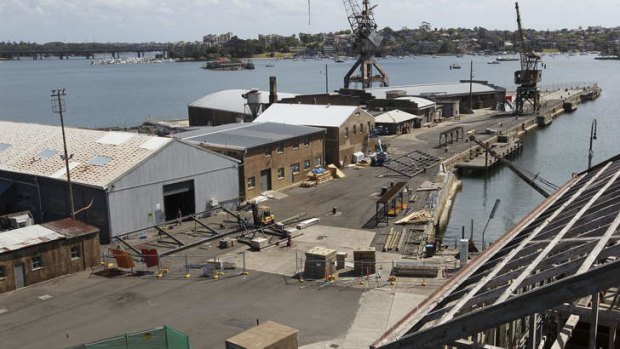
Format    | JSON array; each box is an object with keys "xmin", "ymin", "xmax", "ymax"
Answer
[
  {"xmin": 588, "ymin": 119, "xmax": 597, "ymax": 170},
  {"xmin": 51, "ymin": 89, "xmax": 75, "ymax": 219}
]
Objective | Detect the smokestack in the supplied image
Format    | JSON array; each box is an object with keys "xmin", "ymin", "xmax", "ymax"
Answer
[{"xmin": 269, "ymin": 76, "xmax": 278, "ymax": 105}]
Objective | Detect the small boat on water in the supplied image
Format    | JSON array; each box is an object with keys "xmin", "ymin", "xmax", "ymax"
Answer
[
  {"xmin": 265, "ymin": 61, "xmax": 275, "ymax": 67},
  {"xmin": 202, "ymin": 59, "xmax": 255, "ymax": 71},
  {"xmin": 450, "ymin": 63, "xmax": 461, "ymax": 70},
  {"xmin": 487, "ymin": 60, "xmax": 500, "ymax": 64},
  {"xmin": 496, "ymin": 56, "xmax": 519, "ymax": 62},
  {"xmin": 334, "ymin": 57, "xmax": 345, "ymax": 63}
]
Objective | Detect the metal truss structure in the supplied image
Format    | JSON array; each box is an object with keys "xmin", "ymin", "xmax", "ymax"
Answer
[{"xmin": 373, "ymin": 154, "xmax": 620, "ymax": 348}]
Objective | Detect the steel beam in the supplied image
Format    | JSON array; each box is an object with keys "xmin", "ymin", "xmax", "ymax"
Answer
[
  {"xmin": 154, "ymin": 225, "xmax": 184, "ymax": 246},
  {"xmin": 376, "ymin": 260, "xmax": 620, "ymax": 349},
  {"xmin": 190, "ymin": 216, "xmax": 219, "ymax": 235}
]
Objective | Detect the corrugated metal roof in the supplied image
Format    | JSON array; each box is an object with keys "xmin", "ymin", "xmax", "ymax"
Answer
[
  {"xmin": 42, "ymin": 218, "xmax": 99, "ymax": 238},
  {"xmin": 174, "ymin": 122, "xmax": 324, "ymax": 150},
  {"xmin": 188, "ymin": 89, "xmax": 298, "ymax": 114},
  {"xmin": 394, "ymin": 96, "xmax": 436, "ymax": 109},
  {"xmin": 366, "ymin": 82, "xmax": 498, "ymax": 99},
  {"xmin": 0, "ymin": 225, "xmax": 64, "ymax": 253},
  {"xmin": 0, "ymin": 219, "xmax": 98, "ymax": 253},
  {"xmin": 254, "ymin": 103, "xmax": 362, "ymax": 128},
  {"xmin": 375, "ymin": 110, "xmax": 421, "ymax": 124},
  {"xmin": 0, "ymin": 121, "xmax": 172, "ymax": 188}
]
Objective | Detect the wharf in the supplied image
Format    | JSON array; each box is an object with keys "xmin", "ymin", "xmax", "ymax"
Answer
[
  {"xmin": 0, "ymin": 84, "xmax": 603, "ymax": 349},
  {"xmin": 454, "ymin": 136, "xmax": 523, "ymax": 173}
]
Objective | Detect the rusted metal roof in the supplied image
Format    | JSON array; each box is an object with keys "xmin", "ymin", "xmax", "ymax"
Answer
[
  {"xmin": 0, "ymin": 219, "xmax": 98, "ymax": 254},
  {"xmin": 0, "ymin": 225, "xmax": 64, "ymax": 253},
  {"xmin": 0, "ymin": 121, "xmax": 172, "ymax": 189},
  {"xmin": 373, "ymin": 154, "xmax": 620, "ymax": 349},
  {"xmin": 42, "ymin": 218, "xmax": 99, "ymax": 238}
]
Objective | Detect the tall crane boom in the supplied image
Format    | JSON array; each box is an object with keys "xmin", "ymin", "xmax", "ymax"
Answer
[
  {"xmin": 513, "ymin": 2, "xmax": 542, "ymax": 115},
  {"xmin": 342, "ymin": 0, "xmax": 389, "ymax": 89}
]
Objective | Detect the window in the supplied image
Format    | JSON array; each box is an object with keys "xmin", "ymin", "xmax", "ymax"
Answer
[
  {"xmin": 293, "ymin": 139, "xmax": 299, "ymax": 149},
  {"xmin": 316, "ymin": 156, "xmax": 322, "ymax": 166},
  {"xmin": 31, "ymin": 255, "xmax": 43, "ymax": 270},
  {"xmin": 276, "ymin": 143, "xmax": 284, "ymax": 154},
  {"xmin": 36, "ymin": 149, "xmax": 57, "ymax": 159},
  {"xmin": 304, "ymin": 160, "xmax": 311, "ymax": 169},
  {"xmin": 303, "ymin": 136, "xmax": 310, "ymax": 146},
  {"xmin": 360, "ymin": 123, "xmax": 364, "ymax": 132},
  {"xmin": 291, "ymin": 163, "xmax": 300, "ymax": 174},
  {"xmin": 88, "ymin": 155, "xmax": 112, "ymax": 166},
  {"xmin": 345, "ymin": 127, "xmax": 349, "ymax": 138},
  {"xmin": 265, "ymin": 146, "xmax": 271, "ymax": 157},
  {"xmin": 70, "ymin": 246, "xmax": 81, "ymax": 259},
  {"xmin": 0, "ymin": 266, "xmax": 5, "ymax": 279},
  {"xmin": 247, "ymin": 176, "xmax": 256, "ymax": 189},
  {"xmin": 277, "ymin": 167, "xmax": 285, "ymax": 179},
  {"xmin": 368, "ymin": 122, "xmax": 372, "ymax": 132},
  {"xmin": 353, "ymin": 125, "xmax": 357, "ymax": 135}
]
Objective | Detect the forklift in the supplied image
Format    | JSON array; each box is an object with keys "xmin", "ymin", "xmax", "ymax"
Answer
[{"xmin": 251, "ymin": 203, "xmax": 275, "ymax": 226}]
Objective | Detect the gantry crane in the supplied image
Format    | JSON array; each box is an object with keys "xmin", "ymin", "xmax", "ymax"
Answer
[
  {"xmin": 513, "ymin": 2, "xmax": 543, "ymax": 115},
  {"xmin": 342, "ymin": 0, "xmax": 389, "ymax": 89}
]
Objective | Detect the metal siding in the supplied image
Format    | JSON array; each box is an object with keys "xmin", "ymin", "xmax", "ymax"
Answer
[
  {"xmin": 107, "ymin": 141, "xmax": 239, "ymax": 237},
  {"xmin": 108, "ymin": 167, "xmax": 238, "ymax": 237}
]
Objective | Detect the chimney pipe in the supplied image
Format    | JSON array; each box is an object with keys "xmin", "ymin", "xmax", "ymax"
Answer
[{"xmin": 269, "ymin": 76, "xmax": 278, "ymax": 105}]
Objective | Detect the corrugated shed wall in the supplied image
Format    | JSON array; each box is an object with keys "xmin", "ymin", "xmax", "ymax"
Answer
[{"xmin": 107, "ymin": 141, "xmax": 239, "ymax": 237}]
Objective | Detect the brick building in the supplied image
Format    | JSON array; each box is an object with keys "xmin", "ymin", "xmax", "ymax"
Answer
[
  {"xmin": 254, "ymin": 104, "xmax": 375, "ymax": 166},
  {"xmin": 175, "ymin": 122, "xmax": 325, "ymax": 201},
  {"xmin": 0, "ymin": 218, "xmax": 100, "ymax": 293}
]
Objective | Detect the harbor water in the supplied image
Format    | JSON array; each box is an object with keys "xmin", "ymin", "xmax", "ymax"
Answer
[{"xmin": 1, "ymin": 54, "xmax": 618, "ymax": 244}]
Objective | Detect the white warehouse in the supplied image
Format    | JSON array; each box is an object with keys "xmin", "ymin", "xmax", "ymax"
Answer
[{"xmin": 0, "ymin": 121, "xmax": 239, "ymax": 244}]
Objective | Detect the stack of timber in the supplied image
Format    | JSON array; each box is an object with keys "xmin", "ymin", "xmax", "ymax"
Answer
[
  {"xmin": 391, "ymin": 262, "xmax": 439, "ymax": 278},
  {"xmin": 353, "ymin": 248, "xmax": 376, "ymax": 275},
  {"xmin": 394, "ymin": 209, "xmax": 432, "ymax": 225},
  {"xmin": 304, "ymin": 246, "xmax": 337, "ymax": 279},
  {"xmin": 225, "ymin": 320, "xmax": 298, "ymax": 349},
  {"xmin": 327, "ymin": 164, "xmax": 346, "ymax": 178},
  {"xmin": 301, "ymin": 167, "xmax": 334, "ymax": 187},
  {"xmin": 383, "ymin": 227, "xmax": 405, "ymax": 252}
]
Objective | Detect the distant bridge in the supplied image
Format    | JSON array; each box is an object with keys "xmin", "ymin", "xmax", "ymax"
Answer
[{"xmin": 0, "ymin": 43, "xmax": 173, "ymax": 60}]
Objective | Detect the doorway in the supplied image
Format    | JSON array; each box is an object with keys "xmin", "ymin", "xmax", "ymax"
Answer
[
  {"xmin": 260, "ymin": 169, "xmax": 272, "ymax": 192},
  {"xmin": 13, "ymin": 263, "xmax": 25, "ymax": 289},
  {"xmin": 163, "ymin": 180, "xmax": 195, "ymax": 221}
]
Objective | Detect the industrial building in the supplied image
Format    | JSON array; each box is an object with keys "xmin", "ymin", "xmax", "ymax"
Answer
[
  {"xmin": 373, "ymin": 109, "xmax": 422, "ymax": 135},
  {"xmin": 366, "ymin": 80, "xmax": 507, "ymax": 115},
  {"xmin": 188, "ymin": 88, "xmax": 297, "ymax": 126},
  {"xmin": 280, "ymin": 91, "xmax": 439, "ymax": 123},
  {"xmin": 253, "ymin": 104, "xmax": 375, "ymax": 166},
  {"xmin": 0, "ymin": 121, "xmax": 239, "ymax": 244},
  {"xmin": 0, "ymin": 218, "xmax": 99, "ymax": 293},
  {"xmin": 175, "ymin": 122, "xmax": 325, "ymax": 201},
  {"xmin": 373, "ymin": 154, "xmax": 620, "ymax": 349}
]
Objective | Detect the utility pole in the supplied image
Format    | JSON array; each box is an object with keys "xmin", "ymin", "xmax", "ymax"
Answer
[
  {"xmin": 468, "ymin": 60, "xmax": 473, "ymax": 113},
  {"xmin": 51, "ymin": 89, "xmax": 75, "ymax": 219},
  {"xmin": 588, "ymin": 119, "xmax": 597, "ymax": 169},
  {"xmin": 325, "ymin": 64, "xmax": 329, "ymax": 93}
]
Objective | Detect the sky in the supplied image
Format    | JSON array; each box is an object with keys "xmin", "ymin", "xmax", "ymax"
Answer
[{"xmin": 1, "ymin": 0, "xmax": 619, "ymax": 43}]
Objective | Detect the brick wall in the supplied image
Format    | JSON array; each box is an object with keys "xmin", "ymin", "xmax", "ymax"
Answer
[{"xmin": 0, "ymin": 233, "xmax": 100, "ymax": 293}]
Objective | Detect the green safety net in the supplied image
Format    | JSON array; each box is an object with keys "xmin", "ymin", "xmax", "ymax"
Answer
[{"xmin": 66, "ymin": 326, "xmax": 191, "ymax": 349}]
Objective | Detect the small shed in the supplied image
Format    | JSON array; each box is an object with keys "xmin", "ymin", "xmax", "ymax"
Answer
[
  {"xmin": 374, "ymin": 109, "xmax": 423, "ymax": 134},
  {"xmin": 376, "ymin": 182, "xmax": 409, "ymax": 225},
  {"xmin": 225, "ymin": 320, "xmax": 298, "ymax": 349},
  {"xmin": 303, "ymin": 246, "xmax": 337, "ymax": 279},
  {"xmin": 0, "ymin": 218, "xmax": 100, "ymax": 293}
]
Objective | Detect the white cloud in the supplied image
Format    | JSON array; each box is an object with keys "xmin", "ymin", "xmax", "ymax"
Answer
[{"xmin": 0, "ymin": 0, "xmax": 618, "ymax": 43}]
